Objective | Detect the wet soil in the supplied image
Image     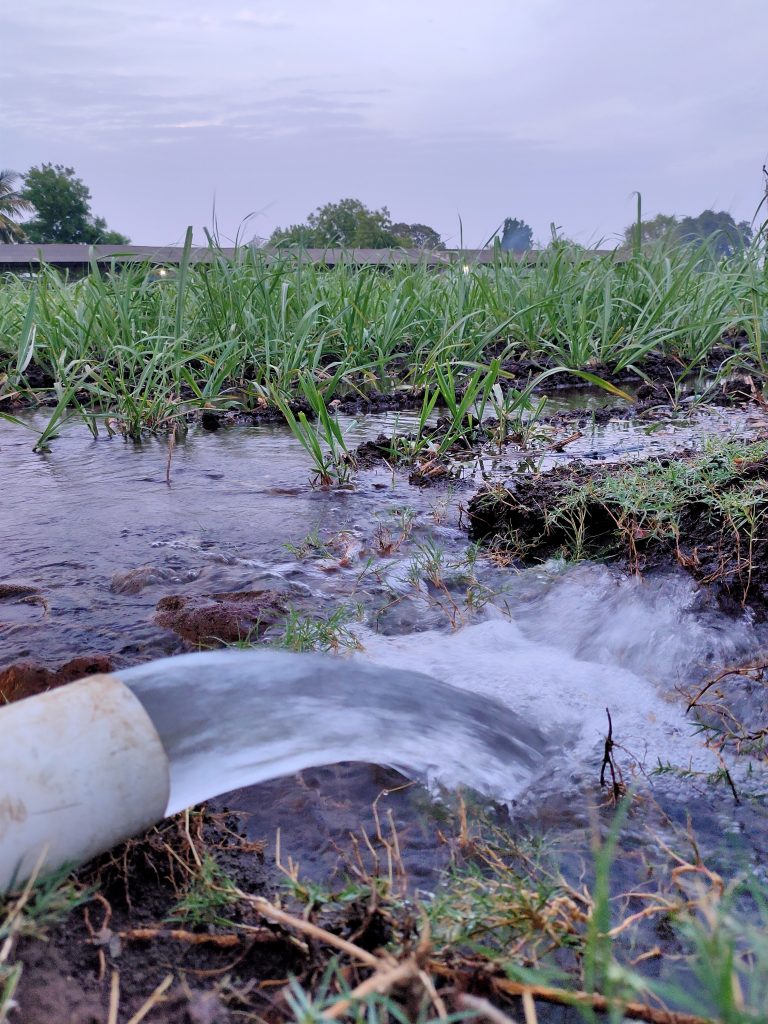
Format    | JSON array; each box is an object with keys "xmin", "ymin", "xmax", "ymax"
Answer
[
  {"xmin": 3, "ymin": 339, "xmax": 760, "ymax": 425},
  {"xmin": 489, "ymin": 334, "xmax": 759, "ymax": 390},
  {"xmin": 1, "ymin": 383, "xmax": 428, "ymax": 423},
  {"xmin": 0, "ymin": 653, "xmax": 113, "ymax": 702},
  {"xmin": 467, "ymin": 449, "xmax": 768, "ymax": 614},
  {"xmin": 11, "ymin": 771, "xmax": 460, "ymax": 1024},
  {"xmin": 12, "ymin": 768, "xmax": 759, "ymax": 1024},
  {"xmin": 153, "ymin": 590, "xmax": 287, "ymax": 645},
  {"xmin": 14, "ymin": 810, "xmax": 281, "ymax": 1024}
]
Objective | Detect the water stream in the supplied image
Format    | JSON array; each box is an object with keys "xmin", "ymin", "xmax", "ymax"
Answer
[
  {"xmin": 119, "ymin": 649, "xmax": 549, "ymax": 815},
  {"xmin": 2, "ymin": 405, "xmax": 767, "ymax": 878}
]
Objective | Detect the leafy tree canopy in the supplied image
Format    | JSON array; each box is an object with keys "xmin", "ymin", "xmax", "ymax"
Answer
[
  {"xmin": 498, "ymin": 217, "xmax": 533, "ymax": 253},
  {"xmin": 0, "ymin": 169, "xmax": 32, "ymax": 242},
  {"xmin": 389, "ymin": 222, "xmax": 444, "ymax": 249},
  {"xmin": 624, "ymin": 213, "xmax": 678, "ymax": 246},
  {"xmin": 269, "ymin": 198, "xmax": 442, "ymax": 249},
  {"xmin": 624, "ymin": 209, "xmax": 752, "ymax": 257},
  {"xmin": 677, "ymin": 210, "xmax": 752, "ymax": 257},
  {"xmin": 21, "ymin": 164, "xmax": 129, "ymax": 244}
]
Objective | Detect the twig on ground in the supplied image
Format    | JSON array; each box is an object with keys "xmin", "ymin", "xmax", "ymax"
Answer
[
  {"xmin": 231, "ymin": 891, "xmax": 385, "ymax": 969},
  {"xmin": 125, "ymin": 974, "xmax": 173, "ymax": 1024},
  {"xmin": 685, "ymin": 658, "xmax": 768, "ymax": 713},
  {"xmin": 117, "ymin": 927, "xmax": 243, "ymax": 947},
  {"xmin": 107, "ymin": 970, "xmax": 120, "ymax": 1024},
  {"xmin": 321, "ymin": 959, "xmax": 419, "ymax": 1019},
  {"xmin": 600, "ymin": 707, "xmax": 624, "ymax": 799},
  {"xmin": 165, "ymin": 423, "xmax": 177, "ymax": 485},
  {"xmin": 431, "ymin": 963, "xmax": 715, "ymax": 1024},
  {"xmin": 459, "ymin": 994, "xmax": 520, "ymax": 1024},
  {"xmin": 546, "ymin": 430, "xmax": 582, "ymax": 453}
]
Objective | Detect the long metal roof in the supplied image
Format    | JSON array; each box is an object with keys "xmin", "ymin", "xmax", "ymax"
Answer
[{"xmin": 0, "ymin": 243, "xmax": 621, "ymax": 271}]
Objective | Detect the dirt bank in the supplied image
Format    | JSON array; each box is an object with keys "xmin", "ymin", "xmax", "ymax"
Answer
[{"xmin": 467, "ymin": 439, "xmax": 768, "ymax": 612}]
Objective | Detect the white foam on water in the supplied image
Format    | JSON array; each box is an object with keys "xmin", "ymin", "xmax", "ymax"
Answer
[
  {"xmin": 119, "ymin": 565, "xmax": 765, "ymax": 813},
  {"xmin": 356, "ymin": 565, "xmax": 764, "ymax": 792}
]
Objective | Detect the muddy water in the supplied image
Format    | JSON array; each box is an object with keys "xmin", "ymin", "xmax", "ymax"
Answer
[
  {"xmin": 0, "ymin": 410, "xmax": 432, "ymax": 666},
  {"xmin": 2, "ymin": 406, "xmax": 768, "ymax": 883},
  {"xmin": 477, "ymin": 402, "xmax": 768, "ymax": 475}
]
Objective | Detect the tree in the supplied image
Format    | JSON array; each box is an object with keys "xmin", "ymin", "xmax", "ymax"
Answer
[
  {"xmin": 21, "ymin": 164, "xmax": 129, "ymax": 244},
  {"xmin": 623, "ymin": 213, "xmax": 678, "ymax": 247},
  {"xmin": 623, "ymin": 209, "xmax": 752, "ymax": 257},
  {"xmin": 499, "ymin": 217, "xmax": 533, "ymax": 253},
  {"xmin": 90, "ymin": 216, "xmax": 131, "ymax": 245},
  {"xmin": 269, "ymin": 198, "xmax": 442, "ymax": 249},
  {"xmin": 270, "ymin": 198, "xmax": 398, "ymax": 247},
  {"xmin": 390, "ymin": 222, "xmax": 443, "ymax": 249},
  {"xmin": 0, "ymin": 169, "xmax": 32, "ymax": 242},
  {"xmin": 676, "ymin": 210, "xmax": 752, "ymax": 258}
]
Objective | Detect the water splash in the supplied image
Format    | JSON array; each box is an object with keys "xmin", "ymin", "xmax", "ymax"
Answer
[
  {"xmin": 119, "ymin": 649, "xmax": 551, "ymax": 815},
  {"xmin": 118, "ymin": 566, "xmax": 766, "ymax": 816},
  {"xmin": 359, "ymin": 567, "xmax": 764, "ymax": 793}
]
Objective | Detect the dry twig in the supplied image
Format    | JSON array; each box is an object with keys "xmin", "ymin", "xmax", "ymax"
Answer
[{"xmin": 432, "ymin": 963, "xmax": 715, "ymax": 1024}]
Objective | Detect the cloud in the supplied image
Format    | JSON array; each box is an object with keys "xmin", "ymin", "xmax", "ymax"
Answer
[{"xmin": 3, "ymin": 0, "xmax": 766, "ymax": 245}]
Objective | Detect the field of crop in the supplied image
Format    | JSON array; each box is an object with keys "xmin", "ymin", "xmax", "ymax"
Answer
[
  {"xmin": 3, "ymin": 240, "xmax": 768, "ymax": 1024},
  {"xmin": 1, "ymin": 240, "xmax": 767, "ymax": 445}
]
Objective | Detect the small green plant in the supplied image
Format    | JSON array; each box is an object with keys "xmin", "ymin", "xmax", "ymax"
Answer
[
  {"xmin": 0, "ymin": 869, "xmax": 91, "ymax": 1024},
  {"xmin": 168, "ymin": 855, "xmax": 239, "ymax": 928},
  {"xmin": 1, "ymin": 869, "xmax": 90, "ymax": 937},
  {"xmin": 276, "ymin": 604, "xmax": 364, "ymax": 653},
  {"xmin": 272, "ymin": 374, "xmax": 356, "ymax": 486},
  {"xmin": 404, "ymin": 540, "xmax": 500, "ymax": 627},
  {"xmin": 432, "ymin": 360, "xmax": 501, "ymax": 453},
  {"xmin": 488, "ymin": 380, "xmax": 548, "ymax": 450},
  {"xmin": 284, "ymin": 527, "xmax": 334, "ymax": 560},
  {"xmin": 373, "ymin": 506, "xmax": 417, "ymax": 555}
]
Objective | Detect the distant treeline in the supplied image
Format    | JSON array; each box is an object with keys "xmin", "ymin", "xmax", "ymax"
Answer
[{"xmin": 0, "ymin": 165, "xmax": 755, "ymax": 256}]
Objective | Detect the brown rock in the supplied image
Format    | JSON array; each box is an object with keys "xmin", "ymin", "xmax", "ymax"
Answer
[
  {"xmin": 0, "ymin": 654, "xmax": 113, "ymax": 704},
  {"xmin": 154, "ymin": 590, "xmax": 286, "ymax": 645}
]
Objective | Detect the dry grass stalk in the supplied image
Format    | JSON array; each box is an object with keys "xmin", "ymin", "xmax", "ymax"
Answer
[
  {"xmin": 432, "ymin": 963, "xmax": 715, "ymax": 1024},
  {"xmin": 459, "ymin": 994, "xmax": 521, "ymax": 1024},
  {"xmin": 321, "ymin": 959, "xmax": 420, "ymax": 1019},
  {"xmin": 231, "ymin": 890, "xmax": 384, "ymax": 970},
  {"xmin": 125, "ymin": 974, "xmax": 173, "ymax": 1024}
]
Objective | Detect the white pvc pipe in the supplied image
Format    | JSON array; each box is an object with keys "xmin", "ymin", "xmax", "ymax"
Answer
[
  {"xmin": 0, "ymin": 673, "xmax": 169, "ymax": 892},
  {"xmin": 0, "ymin": 650, "xmax": 545, "ymax": 891}
]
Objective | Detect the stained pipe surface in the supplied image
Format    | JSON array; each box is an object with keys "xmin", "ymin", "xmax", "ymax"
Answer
[{"xmin": 0, "ymin": 674, "xmax": 170, "ymax": 892}]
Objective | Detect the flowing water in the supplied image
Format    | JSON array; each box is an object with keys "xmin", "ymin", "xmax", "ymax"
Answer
[
  {"xmin": 119, "ymin": 649, "xmax": 549, "ymax": 815},
  {"xmin": 2, "ymin": 405, "xmax": 768, "ymax": 880}
]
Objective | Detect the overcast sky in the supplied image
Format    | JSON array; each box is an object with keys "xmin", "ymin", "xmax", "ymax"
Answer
[{"xmin": 3, "ymin": 0, "xmax": 766, "ymax": 247}]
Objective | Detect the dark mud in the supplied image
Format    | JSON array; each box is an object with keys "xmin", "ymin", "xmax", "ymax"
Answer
[
  {"xmin": 0, "ymin": 653, "xmax": 113, "ymax": 702},
  {"xmin": 3, "ymin": 340, "xmax": 759, "ymax": 425},
  {"xmin": 10, "ymin": 774, "xmax": 460, "ymax": 1024},
  {"xmin": 483, "ymin": 335, "xmax": 756, "ymax": 387},
  {"xmin": 11, "ymin": 776, "xmax": 722, "ymax": 1024},
  {"xmin": 2, "ymin": 382, "xmax": 427, "ymax": 423},
  {"xmin": 14, "ymin": 810, "xmax": 281, "ymax": 1024},
  {"xmin": 354, "ymin": 432, "xmax": 462, "ymax": 487}
]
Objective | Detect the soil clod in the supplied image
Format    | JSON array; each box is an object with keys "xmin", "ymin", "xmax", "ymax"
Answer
[{"xmin": 154, "ymin": 591, "xmax": 287, "ymax": 645}]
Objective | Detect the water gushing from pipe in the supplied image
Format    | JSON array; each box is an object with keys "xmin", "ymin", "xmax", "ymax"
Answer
[{"xmin": 119, "ymin": 649, "xmax": 550, "ymax": 815}]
